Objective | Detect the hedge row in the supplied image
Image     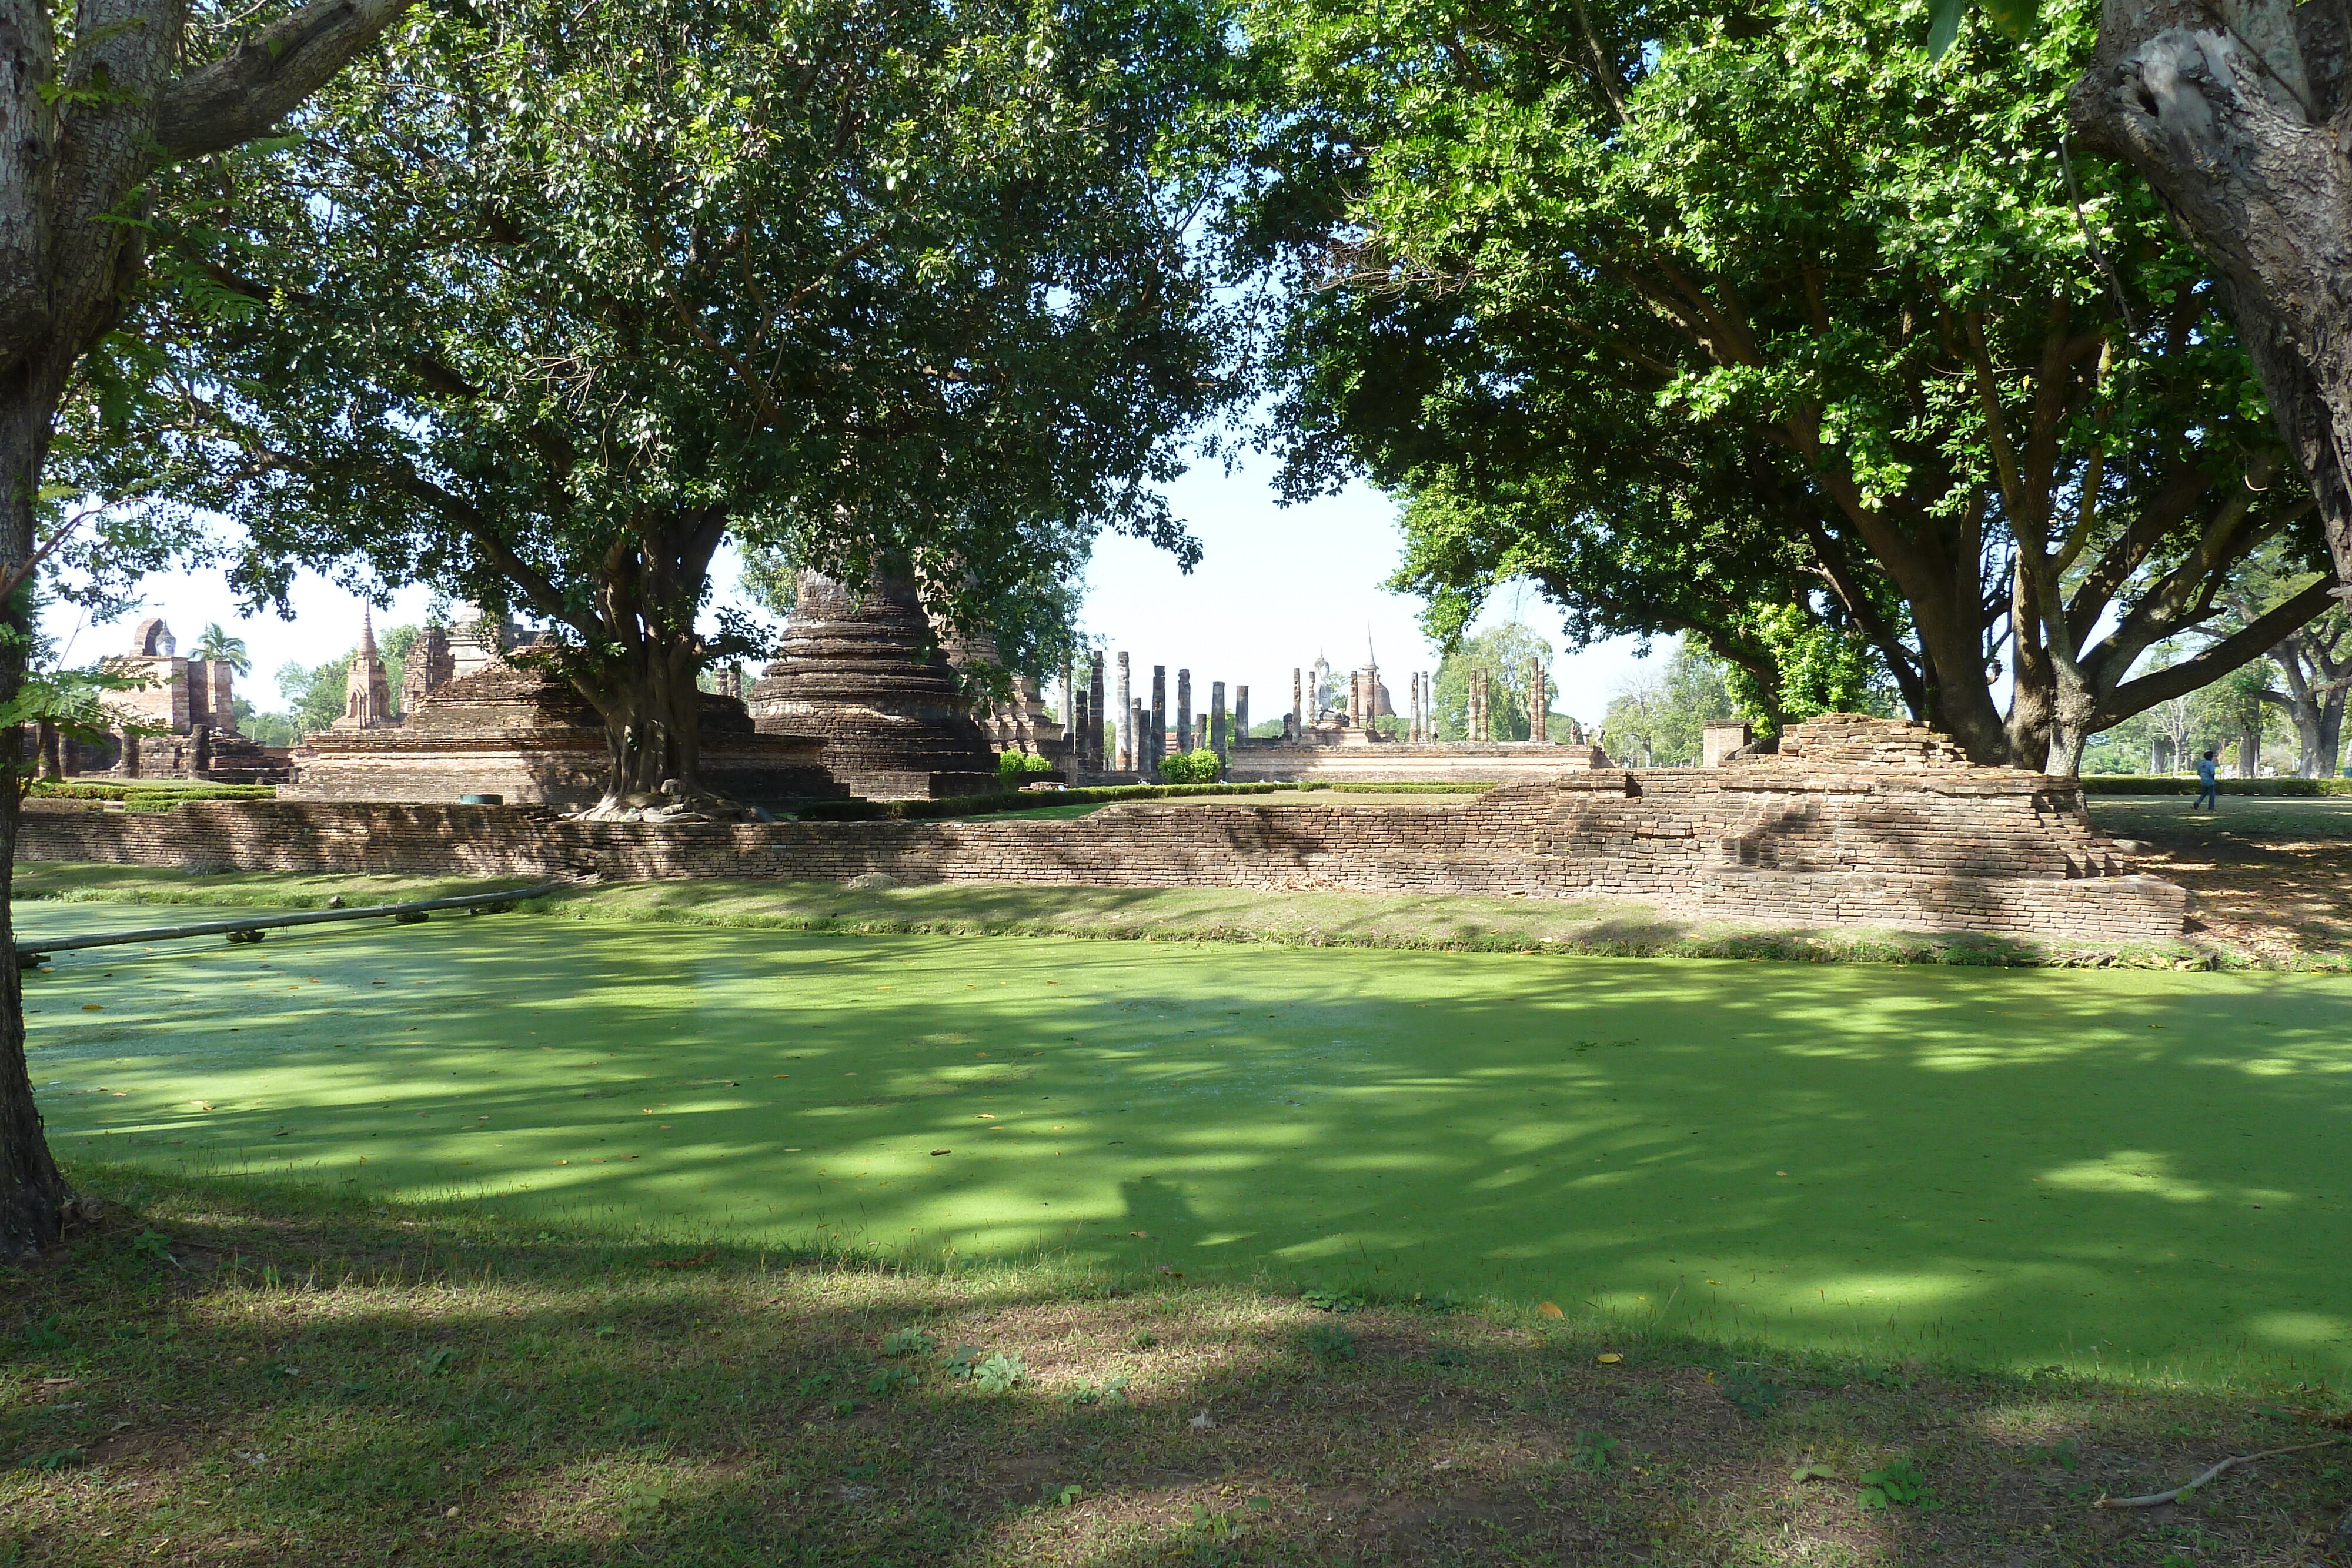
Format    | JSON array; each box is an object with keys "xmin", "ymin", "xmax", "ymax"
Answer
[
  {"xmin": 2077, "ymin": 775, "xmax": 2352, "ymax": 796},
  {"xmin": 28, "ymin": 781, "xmax": 279, "ymax": 811}
]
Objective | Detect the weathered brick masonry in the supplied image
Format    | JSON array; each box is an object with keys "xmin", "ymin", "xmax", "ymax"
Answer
[{"xmin": 22, "ymin": 720, "xmax": 2187, "ymax": 944}]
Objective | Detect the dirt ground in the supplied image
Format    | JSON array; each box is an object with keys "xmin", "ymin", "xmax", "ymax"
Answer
[{"xmin": 2090, "ymin": 797, "xmax": 2352, "ymax": 965}]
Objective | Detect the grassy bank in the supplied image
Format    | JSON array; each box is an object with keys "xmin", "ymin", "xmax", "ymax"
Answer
[
  {"xmin": 12, "ymin": 861, "xmax": 2199, "ymax": 969},
  {"xmin": 5, "ymin": 1168, "xmax": 2347, "ymax": 1567}
]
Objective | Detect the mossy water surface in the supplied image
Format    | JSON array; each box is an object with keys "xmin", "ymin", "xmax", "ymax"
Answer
[{"xmin": 21, "ymin": 901, "xmax": 2351, "ymax": 1384}]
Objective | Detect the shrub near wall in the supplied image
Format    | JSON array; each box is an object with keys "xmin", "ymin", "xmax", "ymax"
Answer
[
  {"xmin": 2078, "ymin": 776, "xmax": 2352, "ymax": 796},
  {"xmin": 28, "ymin": 781, "xmax": 279, "ymax": 813}
]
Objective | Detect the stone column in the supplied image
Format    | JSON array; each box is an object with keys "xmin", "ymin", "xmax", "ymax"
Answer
[
  {"xmin": 1115, "ymin": 652, "xmax": 1133, "ymax": 772},
  {"xmin": 1292, "ymin": 668, "xmax": 1302, "ymax": 736},
  {"xmin": 1531, "ymin": 658, "xmax": 1548, "ymax": 743},
  {"xmin": 1235, "ymin": 685, "xmax": 1249, "ymax": 748},
  {"xmin": 1211, "ymin": 681, "xmax": 1227, "ymax": 759},
  {"xmin": 1177, "ymin": 668, "xmax": 1192, "ymax": 752},
  {"xmin": 1408, "ymin": 672, "xmax": 1420, "ymax": 741},
  {"xmin": 1151, "ymin": 664, "xmax": 1167, "ymax": 767},
  {"xmin": 1088, "ymin": 653, "xmax": 1107, "ymax": 770},
  {"xmin": 1133, "ymin": 698, "xmax": 1148, "ymax": 774}
]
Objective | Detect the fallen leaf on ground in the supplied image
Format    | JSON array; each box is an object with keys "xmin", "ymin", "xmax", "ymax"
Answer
[
  {"xmin": 1188, "ymin": 1410, "xmax": 1215, "ymax": 1430},
  {"xmin": 1597, "ymin": 1353, "xmax": 1623, "ymax": 1365},
  {"xmin": 1538, "ymin": 1301, "xmax": 1566, "ymax": 1320}
]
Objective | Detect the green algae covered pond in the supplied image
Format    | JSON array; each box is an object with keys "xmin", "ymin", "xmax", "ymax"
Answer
[{"xmin": 22, "ymin": 900, "xmax": 2352, "ymax": 1385}]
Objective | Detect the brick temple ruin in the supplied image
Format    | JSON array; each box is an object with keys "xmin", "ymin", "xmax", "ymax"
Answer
[
  {"xmin": 26, "ymin": 618, "xmax": 289, "ymax": 784},
  {"xmin": 1048, "ymin": 639, "xmax": 1622, "ymax": 786},
  {"xmin": 281, "ymin": 609, "xmax": 841, "ymax": 808},
  {"xmin": 27, "ymin": 714, "xmax": 2190, "ymax": 947}
]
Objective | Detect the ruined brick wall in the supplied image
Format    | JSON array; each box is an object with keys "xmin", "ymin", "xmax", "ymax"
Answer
[{"xmin": 22, "ymin": 755, "xmax": 2185, "ymax": 945}]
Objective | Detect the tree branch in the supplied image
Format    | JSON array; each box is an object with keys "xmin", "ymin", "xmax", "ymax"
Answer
[
  {"xmin": 156, "ymin": 0, "xmax": 418, "ymax": 161},
  {"xmin": 2099, "ymin": 575, "xmax": 2340, "ymax": 721}
]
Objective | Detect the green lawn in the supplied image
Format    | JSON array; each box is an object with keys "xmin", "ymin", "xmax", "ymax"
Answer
[
  {"xmin": 22, "ymin": 901, "xmax": 2352, "ymax": 1389},
  {"xmin": 2090, "ymin": 793, "xmax": 2352, "ymax": 842}
]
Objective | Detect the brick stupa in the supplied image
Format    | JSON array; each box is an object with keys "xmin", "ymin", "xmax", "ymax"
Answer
[
  {"xmin": 283, "ymin": 651, "xmax": 844, "ymax": 808},
  {"xmin": 747, "ymin": 570, "xmax": 1000, "ymax": 798}
]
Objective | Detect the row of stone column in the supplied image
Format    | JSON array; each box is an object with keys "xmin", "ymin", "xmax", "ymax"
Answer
[{"xmin": 1061, "ymin": 653, "xmax": 1249, "ymax": 774}]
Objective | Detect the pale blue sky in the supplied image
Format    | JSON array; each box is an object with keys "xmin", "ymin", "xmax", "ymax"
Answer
[{"xmin": 42, "ymin": 447, "xmax": 1658, "ymax": 727}]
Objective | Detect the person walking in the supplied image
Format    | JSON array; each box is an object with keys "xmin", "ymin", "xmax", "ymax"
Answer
[{"xmin": 2195, "ymin": 750, "xmax": 2220, "ymax": 811}]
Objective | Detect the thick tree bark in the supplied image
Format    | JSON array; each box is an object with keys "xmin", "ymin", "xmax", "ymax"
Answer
[
  {"xmin": 592, "ymin": 636, "xmax": 707, "ymax": 807},
  {"xmin": 0, "ymin": 364, "xmax": 70, "ymax": 1257},
  {"xmin": 0, "ymin": 728, "xmax": 64, "ymax": 1262},
  {"xmin": 2073, "ymin": 0, "xmax": 2352, "ymax": 596}
]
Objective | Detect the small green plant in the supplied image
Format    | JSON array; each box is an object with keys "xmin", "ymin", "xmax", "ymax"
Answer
[
  {"xmin": 797, "ymin": 1371, "xmax": 836, "ymax": 1398},
  {"xmin": 841, "ymin": 1461, "xmax": 879, "ymax": 1482},
  {"xmin": 1723, "ymin": 1370, "xmax": 1785, "ymax": 1419},
  {"xmin": 1186, "ymin": 1496, "xmax": 1272, "ymax": 1539},
  {"xmin": 1305, "ymin": 1324, "xmax": 1358, "ymax": 1363},
  {"xmin": 880, "ymin": 1328, "xmax": 936, "ymax": 1358},
  {"xmin": 1304, "ymin": 1285, "xmax": 1365, "ymax": 1313},
  {"xmin": 944, "ymin": 1344, "xmax": 986, "ymax": 1380},
  {"xmin": 1159, "ymin": 748, "xmax": 1222, "ymax": 784},
  {"xmin": 32, "ymin": 1447, "xmax": 85, "ymax": 1472},
  {"xmin": 417, "ymin": 1346, "xmax": 456, "ymax": 1377},
  {"xmin": 830, "ymin": 1396, "xmax": 858, "ymax": 1417},
  {"xmin": 973, "ymin": 1351, "xmax": 1028, "ymax": 1393},
  {"xmin": 1047, "ymin": 1482, "xmax": 1087, "ymax": 1505},
  {"xmin": 1130, "ymin": 1330, "xmax": 1158, "ymax": 1349},
  {"xmin": 1428, "ymin": 1345, "xmax": 1470, "ymax": 1368},
  {"xmin": 1065, "ymin": 1376, "xmax": 1130, "ymax": 1409},
  {"xmin": 867, "ymin": 1364, "xmax": 917, "ymax": 1396},
  {"xmin": 129, "ymin": 1230, "xmax": 176, "ymax": 1267},
  {"xmin": 1571, "ymin": 1430, "xmax": 1618, "ymax": 1473},
  {"xmin": 1857, "ymin": 1458, "xmax": 1938, "ymax": 1511},
  {"xmin": 2026, "ymin": 1437, "xmax": 2081, "ymax": 1472},
  {"xmin": 19, "ymin": 1315, "xmax": 67, "ymax": 1350},
  {"xmin": 613, "ymin": 1480, "xmax": 673, "ymax": 1529},
  {"xmin": 613, "ymin": 1405, "xmax": 662, "ymax": 1436}
]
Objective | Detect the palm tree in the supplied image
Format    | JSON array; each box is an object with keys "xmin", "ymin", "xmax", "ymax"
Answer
[{"xmin": 193, "ymin": 623, "xmax": 252, "ymax": 676}]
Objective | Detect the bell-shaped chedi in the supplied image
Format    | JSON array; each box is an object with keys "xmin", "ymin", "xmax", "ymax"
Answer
[
  {"xmin": 747, "ymin": 570, "xmax": 1000, "ymax": 799},
  {"xmin": 284, "ymin": 647, "xmax": 843, "ymax": 808}
]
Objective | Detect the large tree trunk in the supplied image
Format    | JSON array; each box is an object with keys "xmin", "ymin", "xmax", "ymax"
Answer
[
  {"xmin": 584, "ymin": 634, "xmax": 707, "ymax": 810},
  {"xmin": 2320, "ymin": 687, "xmax": 2349, "ymax": 778},
  {"xmin": 0, "ymin": 397, "xmax": 68, "ymax": 1260},
  {"xmin": 2074, "ymin": 0, "xmax": 2352, "ymax": 597}
]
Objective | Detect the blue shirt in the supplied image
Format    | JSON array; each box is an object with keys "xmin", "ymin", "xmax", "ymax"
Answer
[{"xmin": 2196, "ymin": 758, "xmax": 2218, "ymax": 785}]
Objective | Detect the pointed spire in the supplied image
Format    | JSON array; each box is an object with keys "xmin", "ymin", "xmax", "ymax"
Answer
[{"xmin": 358, "ymin": 607, "xmax": 379, "ymax": 657}]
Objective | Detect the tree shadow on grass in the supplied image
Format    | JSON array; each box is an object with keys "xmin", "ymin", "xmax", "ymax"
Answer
[{"xmin": 4, "ymin": 1186, "xmax": 2346, "ymax": 1566}]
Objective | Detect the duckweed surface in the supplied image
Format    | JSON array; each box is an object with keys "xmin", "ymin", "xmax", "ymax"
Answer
[{"xmin": 22, "ymin": 901, "xmax": 2352, "ymax": 1381}]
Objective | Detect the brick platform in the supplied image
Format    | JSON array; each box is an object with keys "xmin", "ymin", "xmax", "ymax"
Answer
[{"xmin": 21, "ymin": 716, "xmax": 2188, "ymax": 945}]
